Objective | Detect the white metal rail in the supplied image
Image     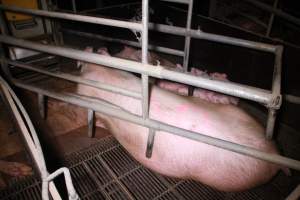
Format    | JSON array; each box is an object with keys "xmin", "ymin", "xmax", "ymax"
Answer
[{"xmin": 0, "ymin": 76, "xmax": 79, "ymax": 200}]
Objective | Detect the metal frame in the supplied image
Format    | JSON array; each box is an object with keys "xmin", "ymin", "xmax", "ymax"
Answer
[
  {"xmin": 0, "ymin": 2, "xmax": 298, "ymax": 199},
  {"xmin": 0, "ymin": 76, "xmax": 79, "ymax": 200}
]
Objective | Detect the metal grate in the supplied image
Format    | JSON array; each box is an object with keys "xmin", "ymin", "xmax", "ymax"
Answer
[{"xmin": 0, "ymin": 135, "xmax": 295, "ymax": 200}]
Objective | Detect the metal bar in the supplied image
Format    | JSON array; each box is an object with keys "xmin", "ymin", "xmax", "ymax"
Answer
[
  {"xmin": 183, "ymin": 0, "xmax": 193, "ymax": 71},
  {"xmin": 61, "ymin": 28, "xmax": 185, "ymax": 57},
  {"xmin": 38, "ymin": 93, "xmax": 46, "ymax": 119},
  {"xmin": 160, "ymin": 0, "xmax": 190, "ymax": 4},
  {"xmin": 0, "ymin": 4, "xmax": 278, "ymax": 52},
  {"xmin": 141, "ymin": 0, "xmax": 149, "ymax": 119},
  {"xmin": 12, "ymin": 80, "xmax": 300, "ymax": 171},
  {"xmin": 0, "ymin": 9, "xmax": 12, "ymax": 79},
  {"xmin": 146, "ymin": 129, "xmax": 156, "ymax": 158},
  {"xmin": 0, "ymin": 36, "xmax": 276, "ymax": 106},
  {"xmin": 71, "ymin": 0, "xmax": 77, "ymax": 13},
  {"xmin": 219, "ymin": 2, "xmax": 268, "ymax": 28},
  {"xmin": 46, "ymin": 167, "xmax": 79, "ymax": 200},
  {"xmin": 0, "ymin": 4, "xmax": 143, "ymax": 31},
  {"xmin": 0, "ymin": 76, "xmax": 63, "ymax": 200},
  {"xmin": 7, "ymin": 60, "xmax": 142, "ymax": 99},
  {"xmin": 266, "ymin": 46, "xmax": 283, "ymax": 139},
  {"xmin": 286, "ymin": 184, "xmax": 300, "ymax": 200},
  {"xmin": 266, "ymin": 0, "xmax": 279, "ymax": 36},
  {"xmin": 88, "ymin": 109, "xmax": 95, "ymax": 138},
  {"xmin": 284, "ymin": 94, "xmax": 300, "ymax": 104},
  {"xmin": 148, "ymin": 23, "xmax": 277, "ymax": 53},
  {"xmin": 243, "ymin": 0, "xmax": 300, "ymax": 27}
]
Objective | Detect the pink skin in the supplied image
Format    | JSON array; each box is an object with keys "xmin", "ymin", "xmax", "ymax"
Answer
[
  {"xmin": 114, "ymin": 46, "xmax": 239, "ymax": 105},
  {"xmin": 0, "ymin": 160, "xmax": 32, "ymax": 177},
  {"xmin": 75, "ymin": 47, "xmax": 281, "ymax": 192}
]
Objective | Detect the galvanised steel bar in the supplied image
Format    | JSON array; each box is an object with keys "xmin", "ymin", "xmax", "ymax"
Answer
[
  {"xmin": 12, "ymin": 79, "xmax": 300, "ymax": 171},
  {"xmin": 160, "ymin": 0, "xmax": 190, "ymax": 4},
  {"xmin": 266, "ymin": 46, "xmax": 283, "ymax": 139},
  {"xmin": 7, "ymin": 60, "xmax": 142, "ymax": 99},
  {"xmin": 243, "ymin": 0, "xmax": 300, "ymax": 27},
  {"xmin": 147, "ymin": 23, "xmax": 277, "ymax": 53},
  {"xmin": 141, "ymin": 0, "xmax": 150, "ymax": 119},
  {"xmin": 0, "ymin": 5, "xmax": 278, "ymax": 53},
  {"xmin": 182, "ymin": 0, "xmax": 193, "ymax": 72},
  {"xmin": 61, "ymin": 28, "xmax": 185, "ymax": 57},
  {"xmin": 0, "ymin": 4, "xmax": 142, "ymax": 31},
  {"xmin": 0, "ymin": 36, "xmax": 276, "ymax": 106}
]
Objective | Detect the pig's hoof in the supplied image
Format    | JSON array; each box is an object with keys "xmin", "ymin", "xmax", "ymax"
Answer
[{"xmin": 0, "ymin": 161, "xmax": 33, "ymax": 177}]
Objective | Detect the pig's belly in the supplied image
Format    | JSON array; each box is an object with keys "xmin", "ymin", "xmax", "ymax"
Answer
[{"xmin": 96, "ymin": 114, "xmax": 278, "ymax": 192}]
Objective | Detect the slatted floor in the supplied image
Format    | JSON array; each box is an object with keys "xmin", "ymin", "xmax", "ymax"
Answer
[{"xmin": 0, "ymin": 136, "xmax": 296, "ymax": 200}]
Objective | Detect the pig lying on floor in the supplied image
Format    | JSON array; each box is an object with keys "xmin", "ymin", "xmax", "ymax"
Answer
[{"xmin": 74, "ymin": 46, "xmax": 282, "ymax": 192}]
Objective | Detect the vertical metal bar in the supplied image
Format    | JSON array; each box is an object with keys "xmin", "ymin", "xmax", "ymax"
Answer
[
  {"xmin": 266, "ymin": 46, "xmax": 283, "ymax": 139},
  {"xmin": 88, "ymin": 109, "xmax": 95, "ymax": 138},
  {"xmin": 0, "ymin": 9, "xmax": 12, "ymax": 79},
  {"xmin": 183, "ymin": 0, "xmax": 193, "ymax": 72},
  {"xmin": 141, "ymin": 0, "xmax": 157, "ymax": 159},
  {"xmin": 266, "ymin": 0, "xmax": 279, "ymax": 37},
  {"xmin": 71, "ymin": 0, "xmax": 77, "ymax": 13},
  {"xmin": 39, "ymin": 0, "xmax": 53, "ymax": 36},
  {"xmin": 146, "ymin": 128, "xmax": 156, "ymax": 158},
  {"xmin": 141, "ymin": 0, "xmax": 149, "ymax": 119},
  {"xmin": 47, "ymin": 2, "xmax": 63, "ymax": 45},
  {"xmin": 38, "ymin": 93, "xmax": 46, "ymax": 119}
]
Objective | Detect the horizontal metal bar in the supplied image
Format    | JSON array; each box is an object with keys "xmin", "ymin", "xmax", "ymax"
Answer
[
  {"xmin": 7, "ymin": 60, "xmax": 142, "ymax": 99},
  {"xmin": 160, "ymin": 0, "xmax": 190, "ymax": 4},
  {"xmin": 243, "ymin": 0, "xmax": 300, "ymax": 27},
  {"xmin": 0, "ymin": 4, "xmax": 277, "ymax": 53},
  {"xmin": 61, "ymin": 28, "xmax": 185, "ymax": 57},
  {"xmin": 0, "ymin": 4, "xmax": 142, "ymax": 31},
  {"xmin": 284, "ymin": 94, "xmax": 300, "ymax": 104},
  {"xmin": 148, "ymin": 23, "xmax": 277, "ymax": 53},
  {"xmin": 0, "ymin": 35, "xmax": 275, "ymax": 106},
  {"xmin": 13, "ymin": 80, "xmax": 300, "ymax": 171}
]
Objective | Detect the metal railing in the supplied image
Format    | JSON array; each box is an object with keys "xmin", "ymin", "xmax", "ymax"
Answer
[
  {"xmin": 0, "ymin": 76, "xmax": 79, "ymax": 200},
  {"xmin": 0, "ymin": 2, "xmax": 298, "ymax": 199}
]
